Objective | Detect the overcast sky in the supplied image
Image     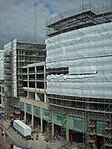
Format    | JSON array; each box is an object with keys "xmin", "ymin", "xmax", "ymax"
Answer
[{"xmin": 0, "ymin": 0, "xmax": 111, "ymax": 49}]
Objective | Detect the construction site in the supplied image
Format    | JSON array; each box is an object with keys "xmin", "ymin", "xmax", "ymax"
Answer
[
  {"xmin": 0, "ymin": 3, "xmax": 112, "ymax": 149},
  {"xmin": 46, "ymin": 3, "xmax": 112, "ymax": 149},
  {"xmin": 4, "ymin": 39, "xmax": 46, "ymax": 117}
]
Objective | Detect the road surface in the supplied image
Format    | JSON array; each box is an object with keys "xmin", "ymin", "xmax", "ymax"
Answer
[{"xmin": 0, "ymin": 134, "xmax": 9, "ymax": 149}]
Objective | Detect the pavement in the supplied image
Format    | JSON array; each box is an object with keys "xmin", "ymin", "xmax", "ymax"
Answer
[
  {"xmin": 0, "ymin": 135, "xmax": 10, "ymax": 149},
  {"xmin": 0, "ymin": 119, "xmax": 47, "ymax": 149},
  {"xmin": 0, "ymin": 119, "xmax": 63, "ymax": 149},
  {"xmin": 0, "ymin": 117, "xmax": 84, "ymax": 149}
]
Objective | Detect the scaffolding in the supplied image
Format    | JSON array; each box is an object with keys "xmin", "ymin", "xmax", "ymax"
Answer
[
  {"xmin": 4, "ymin": 50, "xmax": 13, "ymax": 116},
  {"xmin": 16, "ymin": 40, "xmax": 46, "ymax": 97},
  {"xmin": 104, "ymin": 105, "xmax": 112, "ymax": 149},
  {"xmin": 47, "ymin": 99, "xmax": 68, "ymax": 149},
  {"xmin": 46, "ymin": 4, "xmax": 112, "ymax": 149},
  {"xmin": 4, "ymin": 39, "xmax": 46, "ymax": 118},
  {"xmin": 46, "ymin": 4, "xmax": 112, "ymax": 37}
]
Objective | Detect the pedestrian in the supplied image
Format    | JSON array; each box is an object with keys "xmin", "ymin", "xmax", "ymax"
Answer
[{"xmin": 36, "ymin": 134, "xmax": 38, "ymax": 140}]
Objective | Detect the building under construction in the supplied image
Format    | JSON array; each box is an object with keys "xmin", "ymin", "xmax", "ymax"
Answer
[
  {"xmin": 0, "ymin": 50, "xmax": 4, "ymax": 110},
  {"xmin": 46, "ymin": 4, "xmax": 112, "ymax": 149},
  {"xmin": 4, "ymin": 39, "xmax": 46, "ymax": 116},
  {"xmin": 20, "ymin": 62, "xmax": 47, "ymax": 132}
]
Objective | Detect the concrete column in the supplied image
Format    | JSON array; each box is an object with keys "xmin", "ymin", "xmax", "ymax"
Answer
[
  {"xmin": 44, "ymin": 94, "xmax": 46, "ymax": 102},
  {"xmin": 27, "ymin": 67, "xmax": 29, "ymax": 98},
  {"xmin": 40, "ymin": 108, "xmax": 43, "ymax": 133},
  {"xmin": 35, "ymin": 66, "xmax": 36, "ymax": 95},
  {"xmin": 44, "ymin": 64, "xmax": 46, "ymax": 103},
  {"xmin": 24, "ymin": 103, "xmax": 26, "ymax": 123},
  {"xmin": 66, "ymin": 114, "xmax": 69, "ymax": 142},
  {"xmin": 52, "ymin": 111, "xmax": 54, "ymax": 138},
  {"xmin": 35, "ymin": 93, "xmax": 38, "ymax": 100},
  {"xmin": 32, "ymin": 105, "xmax": 34, "ymax": 129},
  {"xmin": 1, "ymin": 96, "xmax": 4, "ymax": 109}
]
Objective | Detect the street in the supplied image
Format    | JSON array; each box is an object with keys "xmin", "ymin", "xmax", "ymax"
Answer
[
  {"xmin": 0, "ymin": 118, "xmax": 8, "ymax": 149},
  {"xmin": 0, "ymin": 119, "xmax": 62, "ymax": 149},
  {"xmin": 0, "ymin": 119, "xmax": 47, "ymax": 149},
  {"xmin": 0, "ymin": 135, "xmax": 9, "ymax": 149}
]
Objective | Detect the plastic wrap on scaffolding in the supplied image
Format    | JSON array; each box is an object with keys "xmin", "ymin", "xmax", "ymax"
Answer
[
  {"xmin": 46, "ymin": 22, "xmax": 112, "ymax": 99},
  {"xmin": 0, "ymin": 50, "xmax": 4, "ymax": 80},
  {"xmin": 12, "ymin": 40, "xmax": 17, "ymax": 97}
]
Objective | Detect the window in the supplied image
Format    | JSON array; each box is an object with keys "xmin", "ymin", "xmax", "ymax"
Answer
[{"xmin": 47, "ymin": 67, "xmax": 69, "ymax": 75}]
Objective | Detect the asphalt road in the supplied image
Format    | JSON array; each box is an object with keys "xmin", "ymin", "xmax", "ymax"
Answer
[
  {"xmin": 0, "ymin": 135, "xmax": 9, "ymax": 149},
  {"xmin": 0, "ymin": 117, "xmax": 28, "ymax": 149},
  {"xmin": 0, "ymin": 119, "xmax": 8, "ymax": 149},
  {"xmin": 0, "ymin": 119, "xmax": 54, "ymax": 149}
]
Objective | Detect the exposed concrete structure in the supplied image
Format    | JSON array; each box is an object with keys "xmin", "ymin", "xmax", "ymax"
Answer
[
  {"xmin": 2, "ymin": 3, "xmax": 112, "ymax": 149},
  {"xmin": 20, "ymin": 97, "xmax": 48, "ymax": 132},
  {"xmin": 46, "ymin": 4, "xmax": 112, "ymax": 149},
  {"xmin": 22, "ymin": 62, "xmax": 46, "ymax": 102},
  {"xmin": 4, "ymin": 39, "xmax": 46, "ymax": 116},
  {"xmin": 20, "ymin": 62, "xmax": 47, "ymax": 132}
]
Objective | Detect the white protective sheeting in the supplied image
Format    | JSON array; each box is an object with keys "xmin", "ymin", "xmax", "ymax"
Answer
[
  {"xmin": 12, "ymin": 39, "xmax": 17, "ymax": 97},
  {"xmin": 4, "ymin": 39, "xmax": 17, "ymax": 97},
  {"xmin": 0, "ymin": 50, "xmax": 4, "ymax": 80},
  {"xmin": 46, "ymin": 22, "xmax": 112, "ymax": 99}
]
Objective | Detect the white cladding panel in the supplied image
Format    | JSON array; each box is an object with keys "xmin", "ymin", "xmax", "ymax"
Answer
[{"xmin": 46, "ymin": 22, "xmax": 112, "ymax": 99}]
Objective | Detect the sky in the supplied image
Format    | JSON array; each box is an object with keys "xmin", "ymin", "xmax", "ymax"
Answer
[{"xmin": 0, "ymin": 0, "xmax": 111, "ymax": 49}]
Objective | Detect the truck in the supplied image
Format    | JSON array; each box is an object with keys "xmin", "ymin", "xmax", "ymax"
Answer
[{"xmin": 13, "ymin": 120, "xmax": 31, "ymax": 137}]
